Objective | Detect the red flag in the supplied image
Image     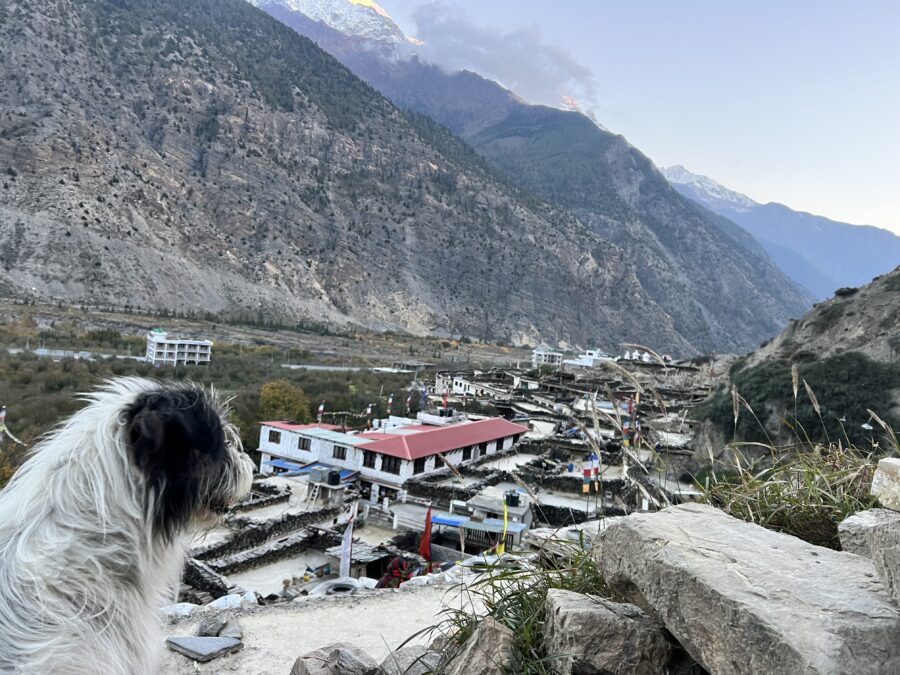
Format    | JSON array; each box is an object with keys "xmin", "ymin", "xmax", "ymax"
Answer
[{"xmin": 418, "ymin": 506, "xmax": 433, "ymax": 565}]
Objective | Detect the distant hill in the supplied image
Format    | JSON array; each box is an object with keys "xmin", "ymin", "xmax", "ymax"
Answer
[
  {"xmin": 662, "ymin": 165, "xmax": 900, "ymax": 300},
  {"xmin": 250, "ymin": 0, "xmax": 814, "ymax": 355},
  {"xmin": 696, "ymin": 268, "xmax": 900, "ymax": 446}
]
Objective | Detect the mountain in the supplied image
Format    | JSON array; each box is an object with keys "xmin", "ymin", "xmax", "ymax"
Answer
[
  {"xmin": 661, "ymin": 165, "xmax": 758, "ymax": 211},
  {"xmin": 249, "ymin": 0, "xmax": 814, "ymax": 354},
  {"xmin": 662, "ymin": 165, "xmax": 900, "ymax": 300},
  {"xmin": 248, "ymin": 0, "xmax": 420, "ymax": 52},
  {"xmin": 0, "ymin": 0, "xmax": 726, "ymax": 354}
]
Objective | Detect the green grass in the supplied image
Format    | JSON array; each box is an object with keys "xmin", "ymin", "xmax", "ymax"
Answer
[{"xmin": 699, "ymin": 442, "xmax": 881, "ymax": 549}]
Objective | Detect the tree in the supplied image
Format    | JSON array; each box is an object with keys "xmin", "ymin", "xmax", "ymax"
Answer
[{"xmin": 258, "ymin": 379, "xmax": 312, "ymax": 423}]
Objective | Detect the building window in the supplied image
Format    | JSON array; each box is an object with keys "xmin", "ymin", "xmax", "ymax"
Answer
[
  {"xmin": 381, "ymin": 455, "xmax": 401, "ymax": 475},
  {"xmin": 413, "ymin": 457, "xmax": 426, "ymax": 474},
  {"xmin": 298, "ymin": 437, "xmax": 311, "ymax": 451},
  {"xmin": 363, "ymin": 451, "xmax": 377, "ymax": 469},
  {"xmin": 333, "ymin": 445, "xmax": 347, "ymax": 461},
  {"xmin": 462, "ymin": 446, "xmax": 472, "ymax": 461},
  {"xmin": 268, "ymin": 429, "xmax": 281, "ymax": 444}
]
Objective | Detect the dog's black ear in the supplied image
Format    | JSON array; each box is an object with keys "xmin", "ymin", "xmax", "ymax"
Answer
[{"xmin": 126, "ymin": 386, "xmax": 226, "ymax": 539}]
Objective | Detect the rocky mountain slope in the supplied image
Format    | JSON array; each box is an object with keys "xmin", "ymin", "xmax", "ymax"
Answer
[
  {"xmin": 251, "ymin": 0, "xmax": 814, "ymax": 354},
  {"xmin": 0, "ymin": 0, "xmax": 702, "ymax": 352},
  {"xmin": 696, "ymin": 267, "xmax": 900, "ymax": 445},
  {"xmin": 663, "ymin": 165, "xmax": 900, "ymax": 300},
  {"xmin": 745, "ymin": 267, "xmax": 900, "ymax": 368}
]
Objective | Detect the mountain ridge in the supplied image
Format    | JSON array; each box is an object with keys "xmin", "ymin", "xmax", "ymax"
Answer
[
  {"xmin": 250, "ymin": 0, "xmax": 814, "ymax": 354},
  {"xmin": 662, "ymin": 165, "xmax": 900, "ymax": 300}
]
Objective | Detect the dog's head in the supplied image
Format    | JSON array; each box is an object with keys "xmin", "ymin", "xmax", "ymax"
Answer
[{"xmin": 123, "ymin": 382, "xmax": 254, "ymax": 540}]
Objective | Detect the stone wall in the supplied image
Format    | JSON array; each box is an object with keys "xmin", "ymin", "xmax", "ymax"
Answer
[
  {"xmin": 231, "ymin": 486, "xmax": 291, "ymax": 514},
  {"xmin": 518, "ymin": 460, "xmax": 625, "ymax": 498},
  {"xmin": 193, "ymin": 506, "xmax": 341, "ymax": 561},
  {"xmin": 182, "ymin": 558, "xmax": 234, "ymax": 600},
  {"xmin": 207, "ymin": 529, "xmax": 341, "ymax": 577},
  {"xmin": 231, "ymin": 481, "xmax": 291, "ymax": 513}
]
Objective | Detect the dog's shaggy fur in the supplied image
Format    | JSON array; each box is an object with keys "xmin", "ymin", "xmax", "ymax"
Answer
[{"xmin": 0, "ymin": 378, "xmax": 254, "ymax": 674}]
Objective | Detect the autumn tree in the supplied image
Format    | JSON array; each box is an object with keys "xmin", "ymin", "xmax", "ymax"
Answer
[{"xmin": 258, "ymin": 379, "xmax": 312, "ymax": 423}]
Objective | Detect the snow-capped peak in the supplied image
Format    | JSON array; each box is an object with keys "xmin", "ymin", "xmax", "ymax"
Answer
[
  {"xmin": 249, "ymin": 0, "xmax": 422, "ymax": 48},
  {"xmin": 661, "ymin": 165, "xmax": 759, "ymax": 211}
]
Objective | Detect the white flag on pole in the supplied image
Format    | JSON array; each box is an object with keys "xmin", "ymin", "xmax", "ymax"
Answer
[{"xmin": 339, "ymin": 503, "xmax": 358, "ymax": 578}]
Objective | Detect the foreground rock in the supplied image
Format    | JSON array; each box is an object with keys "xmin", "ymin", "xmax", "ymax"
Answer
[
  {"xmin": 197, "ymin": 617, "xmax": 227, "ymax": 637},
  {"xmin": 840, "ymin": 508, "xmax": 900, "ymax": 606},
  {"xmin": 443, "ymin": 617, "xmax": 515, "ymax": 675},
  {"xmin": 166, "ymin": 636, "xmax": 242, "ymax": 662},
  {"xmin": 543, "ymin": 589, "xmax": 671, "ymax": 675},
  {"xmin": 598, "ymin": 503, "xmax": 900, "ymax": 675},
  {"xmin": 872, "ymin": 458, "xmax": 900, "ymax": 511},
  {"xmin": 838, "ymin": 508, "xmax": 900, "ymax": 557},
  {"xmin": 377, "ymin": 645, "xmax": 441, "ymax": 675},
  {"xmin": 289, "ymin": 643, "xmax": 379, "ymax": 675}
]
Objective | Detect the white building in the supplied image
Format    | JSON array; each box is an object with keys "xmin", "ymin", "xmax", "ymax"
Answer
[
  {"xmin": 531, "ymin": 344, "xmax": 563, "ymax": 369},
  {"xmin": 145, "ymin": 329, "xmax": 212, "ymax": 366},
  {"xmin": 258, "ymin": 418, "xmax": 528, "ymax": 498},
  {"xmin": 563, "ymin": 348, "xmax": 614, "ymax": 370},
  {"xmin": 440, "ymin": 374, "xmax": 511, "ymax": 399},
  {"xmin": 622, "ymin": 350, "xmax": 653, "ymax": 363}
]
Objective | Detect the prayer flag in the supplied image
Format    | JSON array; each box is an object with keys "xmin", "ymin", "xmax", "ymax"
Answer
[
  {"xmin": 496, "ymin": 501, "xmax": 508, "ymax": 556},
  {"xmin": 419, "ymin": 506, "xmax": 433, "ymax": 565}
]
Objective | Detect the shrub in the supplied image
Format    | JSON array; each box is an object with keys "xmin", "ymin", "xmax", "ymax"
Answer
[
  {"xmin": 834, "ymin": 287, "xmax": 859, "ymax": 297},
  {"xmin": 695, "ymin": 352, "xmax": 899, "ymax": 446}
]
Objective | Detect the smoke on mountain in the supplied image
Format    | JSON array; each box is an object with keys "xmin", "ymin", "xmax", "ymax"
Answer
[{"xmin": 410, "ymin": 2, "xmax": 597, "ymax": 110}]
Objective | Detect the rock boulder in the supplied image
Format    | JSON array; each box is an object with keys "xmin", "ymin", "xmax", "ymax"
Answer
[
  {"xmin": 838, "ymin": 508, "xmax": 900, "ymax": 557},
  {"xmin": 871, "ymin": 458, "xmax": 900, "ymax": 512},
  {"xmin": 442, "ymin": 617, "xmax": 515, "ymax": 675},
  {"xmin": 543, "ymin": 589, "xmax": 671, "ymax": 675},
  {"xmin": 289, "ymin": 642, "xmax": 379, "ymax": 675},
  {"xmin": 597, "ymin": 503, "xmax": 900, "ymax": 675},
  {"xmin": 377, "ymin": 645, "xmax": 441, "ymax": 675},
  {"xmin": 838, "ymin": 509, "xmax": 900, "ymax": 604}
]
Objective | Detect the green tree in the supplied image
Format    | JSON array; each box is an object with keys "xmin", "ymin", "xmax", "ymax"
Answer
[{"xmin": 258, "ymin": 379, "xmax": 312, "ymax": 423}]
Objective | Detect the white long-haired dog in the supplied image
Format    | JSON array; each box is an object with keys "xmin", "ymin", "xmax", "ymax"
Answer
[{"xmin": 0, "ymin": 378, "xmax": 255, "ymax": 674}]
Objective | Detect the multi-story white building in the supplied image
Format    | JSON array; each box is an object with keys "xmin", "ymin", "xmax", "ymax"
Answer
[
  {"xmin": 435, "ymin": 372, "xmax": 511, "ymax": 400},
  {"xmin": 258, "ymin": 417, "xmax": 528, "ymax": 497},
  {"xmin": 145, "ymin": 329, "xmax": 212, "ymax": 366},
  {"xmin": 563, "ymin": 348, "xmax": 614, "ymax": 370},
  {"xmin": 531, "ymin": 344, "xmax": 563, "ymax": 369}
]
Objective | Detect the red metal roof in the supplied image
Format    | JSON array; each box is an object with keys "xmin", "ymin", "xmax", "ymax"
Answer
[
  {"xmin": 360, "ymin": 418, "xmax": 528, "ymax": 461},
  {"xmin": 262, "ymin": 421, "xmax": 342, "ymax": 432}
]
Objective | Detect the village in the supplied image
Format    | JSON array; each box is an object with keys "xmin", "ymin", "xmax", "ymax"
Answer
[
  {"xmin": 161, "ymin": 334, "xmax": 718, "ymax": 629},
  {"xmin": 0, "ymin": 323, "xmax": 729, "ymax": 669}
]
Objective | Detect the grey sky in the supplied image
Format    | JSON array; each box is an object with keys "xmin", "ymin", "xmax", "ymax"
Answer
[{"xmin": 380, "ymin": 0, "xmax": 900, "ymax": 234}]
